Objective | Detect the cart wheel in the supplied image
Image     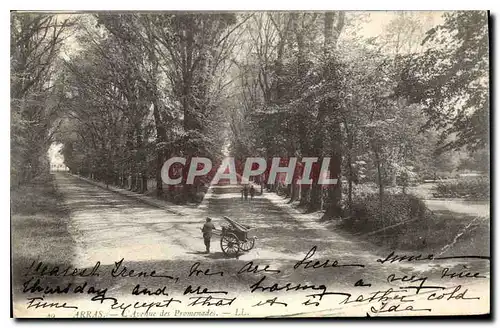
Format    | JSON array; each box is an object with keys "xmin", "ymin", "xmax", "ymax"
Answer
[
  {"xmin": 240, "ymin": 237, "xmax": 255, "ymax": 252},
  {"xmin": 220, "ymin": 233, "xmax": 240, "ymax": 257}
]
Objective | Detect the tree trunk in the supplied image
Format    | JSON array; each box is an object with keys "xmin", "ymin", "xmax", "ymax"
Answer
[
  {"xmin": 348, "ymin": 159, "xmax": 353, "ymax": 210},
  {"xmin": 141, "ymin": 173, "xmax": 148, "ymax": 194},
  {"xmin": 324, "ymin": 147, "xmax": 342, "ymax": 218},
  {"xmin": 152, "ymin": 96, "xmax": 166, "ymax": 196},
  {"xmin": 289, "ymin": 181, "xmax": 298, "ymax": 203},
  {"xmin": 307, "ymin": 157, "xmax": 322, "ymax": 212},
  {"xmin": 155, "ymin": 152, "xmax": 164, "ymax": 196},
  {"xmin": 299, "ymin": 185, "xmax": 310, "ymax": 207},
  {"xmin": 321, "ymin": 12, "xmax": 345, "ymax": 219},
  {"xmin": 375, "ymin": 150, "xmax": 384, "ymax": 200}
]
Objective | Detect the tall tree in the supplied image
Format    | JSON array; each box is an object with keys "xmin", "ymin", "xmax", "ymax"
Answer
[
  {"xmin": 11, "ymin": 13, "xmax": 73, "ymax": 184},
  {"xmin": 396, "ymin": 11, "xmax": 489, "ymax": 152}
]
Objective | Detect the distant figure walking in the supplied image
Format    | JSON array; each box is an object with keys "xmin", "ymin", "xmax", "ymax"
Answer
[
  {"xmin": 243, "ymin": 185, "xmax": 249, "ymax": 200},
  {"xmin": 201, "ymin": 217, "xmax": 216, "ymax": 253},
  {"xmin": 250, "ymin": 185, "xmax": 255, "ymax": 200}
]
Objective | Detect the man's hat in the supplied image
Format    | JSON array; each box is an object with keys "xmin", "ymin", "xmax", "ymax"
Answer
[{"xmin": 206, "ymin": 217, "xmax": 212, "ymax": 221}]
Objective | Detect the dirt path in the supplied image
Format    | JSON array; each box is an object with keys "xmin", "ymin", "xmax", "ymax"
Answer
[
  {"xmin": 424, "ymin": 199, "xmax": 490, "ymax": 218},
  {"xmin": 13, "ymin": 173, "xmax": 487, "ymax": 317},
  {"xmin": 409, "ymin": 183, "xmax": 490, "ymax": 217},
  {"xmin": 54, "ymin": 173, "xmax": 490, "ymax": 280},
  {"xmin": 55, "ymin": 174, "xmax": 382, "ymax": 271},
  {"xmin": 54, "ymin": 173, "xmax": 205, "ymax": 267}
]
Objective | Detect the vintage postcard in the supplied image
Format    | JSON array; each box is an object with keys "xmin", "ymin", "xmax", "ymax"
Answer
[{"xmin": 11, "ymin": 10, "xmax": 490, "ymax": 318}]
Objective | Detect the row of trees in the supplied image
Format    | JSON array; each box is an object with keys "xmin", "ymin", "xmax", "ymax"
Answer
[
  {"xmin": 57, "ymin": 13, "xmax": 249, "ymax": 202},
  {"xmin": 228, "ymin": 11, "xmax": 488, "ymax": 216},
  {"xmin": 11, "ymin": 11, "xmax": 489, "ymax": 214},
  {"xmin": 11, "ymin": 14, "xmax": 72, "ymax": 185}
]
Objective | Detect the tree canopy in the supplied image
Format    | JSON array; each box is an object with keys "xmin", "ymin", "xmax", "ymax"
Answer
[{"xmin": 11, "ymin": 11, "xmax": 490, "ymax": 214}]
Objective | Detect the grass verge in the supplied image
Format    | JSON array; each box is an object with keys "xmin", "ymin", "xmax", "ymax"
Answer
[
  {"xmin": 11, "ymin": 174, "xmax": 76, "ymax": 291},
  {"xmin": 337, "ymin": 194, "xmax": 490, "ymax": 256}
]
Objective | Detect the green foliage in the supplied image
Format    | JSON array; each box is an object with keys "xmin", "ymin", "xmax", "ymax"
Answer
[
  {"xmin": 11, "ymin": 11, "xmax": 490, "ymax": 210},
  {"xmin": 11, "ymin": 13, "xmax": 73, "ymax": 185},
  {"xmin": 51, "ymin": 13, "xmax": 240, "ymax": 201},
  {"xmin": 396, "ymin": 11, "xmax": 489, "ymax": 152},
  {"xmin": 341, "ymin": 193, "xmax": 430, "ymax": 234},
  {"xmin": 228, "ymin": 12, "xmax": 491, "ymax": 214},
  {"xmin": 457, "ymin": 148, "xmax": 489, "ymax": 173},
  {"xmin": 434, "ymin": 177, "xmax": 489, "ymax": 200},
  {"xmin": 341, "ymin": 191, "xmax": 488, "ymax": 253}
]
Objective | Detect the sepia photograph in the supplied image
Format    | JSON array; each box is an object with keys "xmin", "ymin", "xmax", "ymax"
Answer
[{"xmin": 10, "ymin": 10, "xmax": 490, "ymax": 318}]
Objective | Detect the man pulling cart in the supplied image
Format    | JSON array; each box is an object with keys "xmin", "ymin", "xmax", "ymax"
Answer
[
  {"xmin": 201, "ymin": 217, "xmax": 216, "ymax": 253},
  {"xmin": 200, "ymin": 216, "xmax": 256, "ymax": 257}
]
